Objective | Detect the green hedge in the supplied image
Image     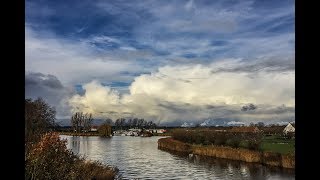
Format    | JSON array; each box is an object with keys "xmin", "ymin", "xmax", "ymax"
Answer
[{"xmin": 172, "ymin": 129, "xmax": 262, "ymax": 150}]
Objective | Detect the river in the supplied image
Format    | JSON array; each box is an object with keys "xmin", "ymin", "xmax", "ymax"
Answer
[{"xmin": 60, "ymin": 135, "xmax": 295, "ymax": 180}]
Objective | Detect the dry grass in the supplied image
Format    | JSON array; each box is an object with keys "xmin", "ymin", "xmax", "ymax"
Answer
[
  {"xmin": 158, "ymin": 137, "xmax": 295, "ymax": 169},
  {"xmin": 158, "ymin": 137, "xmax": 192, "ymax": 154},
  {"xmin": 25, "ymin": 132, "xmax": 117, "ymax": 179}
]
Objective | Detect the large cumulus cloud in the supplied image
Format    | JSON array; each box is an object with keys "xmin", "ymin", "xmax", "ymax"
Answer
[{"xmin": 68, "ymin": 61, "xmax": 294, "ymax": 125}]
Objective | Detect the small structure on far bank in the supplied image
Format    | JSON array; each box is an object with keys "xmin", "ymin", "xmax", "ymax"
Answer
[
  {"xmin": 90, "ymin": 126, "xmax": 98, "ymax": 132},
  {"xmin": 283, "ymin": 122, "xmax": 295, "ymax": 135},
  {"xmin": 146, "ymin": 129, "xmax": 167, "ymax": 134}
]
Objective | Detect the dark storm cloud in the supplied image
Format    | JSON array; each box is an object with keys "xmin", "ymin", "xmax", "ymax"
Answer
[
  {"xmin": 211, "ymin": 57, "xmax": 295, "ymax": 74},
  {"xmin": 25, "ymin": 72, "xmax": 75, "ymax": 119},
  {"xmin": 26, "ymin": 72, "xmax": 63, "ymax": 89}
]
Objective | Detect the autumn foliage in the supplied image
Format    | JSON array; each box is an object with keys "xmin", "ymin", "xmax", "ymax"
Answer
[
  {"xmin": 25, "ymin": 98, "xmax": 117, "ymax": 179},
  {"xmin": 98, "ymin": 123, "xmax": 112, "ymax": 137},
  {"xmin": 25, "ymin": 132, "xmax": 117, "ymax": 180}
]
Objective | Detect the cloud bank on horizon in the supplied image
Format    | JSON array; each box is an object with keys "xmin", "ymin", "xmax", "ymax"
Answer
[
  {"xmin": 25, "ymin": 0, "xmax": 294, "ymax": 125},
  {"xmin": 68, "ymin": 62, "xmax": 294, "ymax": 125}
]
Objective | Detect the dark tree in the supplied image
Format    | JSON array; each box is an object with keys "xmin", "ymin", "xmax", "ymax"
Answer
[
  {"xmin": 115, "ymin": 119, "xmax": 121, "ymax": 129},
  {"xmin": 127, "ymin": 119, "xmax": 132, "ymax": 128},
  {"xmin": 104, "ymin": 118, "xmax": 113, "ymax": 126},
  {"xmin": 132, "ymin": 118, "xmax": 138, "ymax": 127},
  {"xmin": 25, "ymin": 98, "xmax": 56, "ymax": 143},
  {"xmin": 150, "ymin": 121, "xmax": 157, "ymax": 129},
  {"xmin": 119, "ymin": 118, "xmax": 126, "ymax": 129},
  {"xmin": 146, "ymin": 121, "xmax": 153, "ymax": 129},
  {"xmin": 137, "ymin": 119, "xmax": 145, "ymax": 129},
  {"xmin": 98, "ymin": 123, "xmax": 112, "ymax": 137},
  {"xmin": 143, "ymin": 121, "xmax": 148, "ymax": 128}
]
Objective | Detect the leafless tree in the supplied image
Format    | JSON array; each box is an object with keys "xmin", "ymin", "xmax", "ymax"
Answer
[
  {"xmin": 83, "ymin": 113, "xmax": 93, "ymax": 132},
  {"xmin": 71, "ymin": 112, "xmax": 93, "ymax": 132}
]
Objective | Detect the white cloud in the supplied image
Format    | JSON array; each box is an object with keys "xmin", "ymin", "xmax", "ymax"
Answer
[
  {"xmin": 68, "ymin": 61, "xmax": 294, "ymax": 124},
  {"xmin": 25, "ymin": 27, "xmax": 143, "ymax": 86}
]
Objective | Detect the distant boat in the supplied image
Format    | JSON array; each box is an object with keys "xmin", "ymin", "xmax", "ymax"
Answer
[{"xmin": 113, "ymin": 131, "xmax": 126, "ymax": 136}]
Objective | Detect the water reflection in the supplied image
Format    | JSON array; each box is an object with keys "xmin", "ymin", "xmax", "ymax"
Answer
[
  {"xmin": 60, "ymin": 136, "xmax": 294, "ymax": 180},
  {"xmin": 186, "ymin": 154, "xmax": 295, "ymax": 180},
  {"xmin": 71, "ymin": 136, "xmax": 80, "ymax": 154},
  {"xmin": 69, "ymin": 136, "xmax": 91, "ymax": 156}
]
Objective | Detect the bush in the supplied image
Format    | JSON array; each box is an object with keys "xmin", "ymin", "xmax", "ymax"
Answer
[
  {"xmin": 25, "ymin": 98, "xmax": 56, "ymax": 144},
  {"xmin": 239, "ymin": 141, "xmax": 249, "ymax": 148},
  {"xmin": 226, "ymin": 138, "xmax": 240, "ymax": 148},
  {"xmin": 171, "ymin": 129, "xmax": 262, "ymax": 150},
  {"xmin": 73, "ymin": 160, "xmax": 118, "ymax": 180},
  {"xmin": 25, "ymin": 132, "xmax": 117, "ymax": 180},
  {"xmin": 172, "ymin": 129, "xmax": 191, "ymax": 143},
  {"xmin": 98, "ymin": 123, "xmax": 112, "ymax": 137},
  {"xmin": 247, "ymin": 139, "xmax": 261, "ymax": 150},
  {"xmin": 214, "ymin": 135, "xmax": 227, "ymax": 146},
  {"xmin": 194, "ymin": 132, "xmax": 205, "ymax": 144}
]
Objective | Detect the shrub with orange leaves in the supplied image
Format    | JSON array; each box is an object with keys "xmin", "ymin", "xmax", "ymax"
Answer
[{"xmin": 25, "ymin": 132, "xmax": 117, "ymax": 180}]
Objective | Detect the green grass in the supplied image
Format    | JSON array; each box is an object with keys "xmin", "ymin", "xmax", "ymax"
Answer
[{"xmin": 260, "ymin": 135, "xmax": 295, "ymax": 154}]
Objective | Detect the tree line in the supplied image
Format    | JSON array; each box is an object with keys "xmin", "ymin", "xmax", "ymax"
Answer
[
  {"xmin": 70, "ymin": 115, "xmax": 157, "ymax": 132},
  {"xmin": 113, "ymin": 118, "xmax": 157, "ymax": 130}
]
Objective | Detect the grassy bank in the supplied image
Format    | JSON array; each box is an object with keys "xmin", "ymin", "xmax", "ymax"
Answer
[
  {"xmin": 260, "ymin": 135, "xmax": 295, "ymax": 154},
  {"xmin": 170, "ymin": 129, "xmax": 295, "ymax": 154},
  {"xmin": 158, "ymin": 137, "xmax": 192, "ymax": 154},
  {"xmin": 158, "ymin": 137, "xmax": 295, "ymax": 169}
]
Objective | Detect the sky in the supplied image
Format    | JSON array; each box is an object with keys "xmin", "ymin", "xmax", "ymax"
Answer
[{"xmin": 25, "ymin": 0, "xmax": 295, "ymax": 126}]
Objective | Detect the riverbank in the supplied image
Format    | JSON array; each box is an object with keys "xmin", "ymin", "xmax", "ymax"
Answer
[
  {"xmin": 158, "ymin": 137, "xmax": 295, "ymax": 169},
  {"xmin": 56, "ymin": 131, "xmax": 100, "ymax": 136},
  {"xmin": 57, "ymin": 131, "xmax": 170, "ymax": 137}
]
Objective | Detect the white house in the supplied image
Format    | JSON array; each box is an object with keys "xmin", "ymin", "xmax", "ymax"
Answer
[
  {"xmin": 283, "ymin": 122, "xmax": 295, "ymax": 135},
  {"xmin": 155, "ymin": 129, "xmax": 166, "ymax": 134},
  {"xmin": 90, "ymin": 126, "xmax": 98, "ymax": 132}
]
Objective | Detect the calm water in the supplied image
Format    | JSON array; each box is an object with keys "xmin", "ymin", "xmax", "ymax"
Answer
[{"xmin": 60, "ymin": 135, "xmax": 295, "ymax": 180}]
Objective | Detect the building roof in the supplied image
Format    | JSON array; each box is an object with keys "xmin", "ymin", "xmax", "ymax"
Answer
[{"xmin": 283, "ymin": 123, "xmax": 295, "ymax": 133}]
